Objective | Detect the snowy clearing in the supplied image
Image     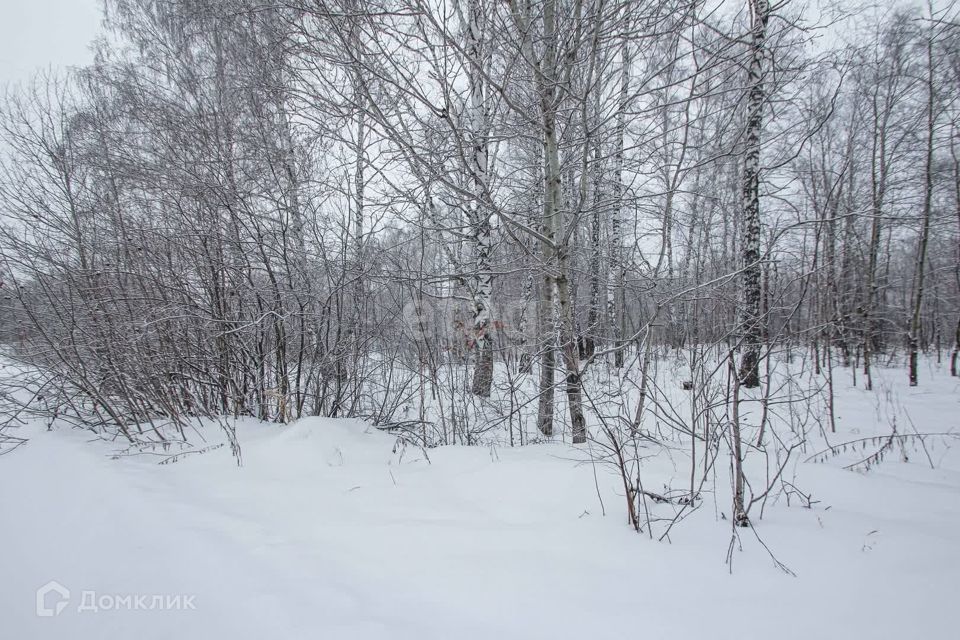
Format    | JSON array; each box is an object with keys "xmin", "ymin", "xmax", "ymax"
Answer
[{"xmin": 3, "ymin": 363, "xmax": 959, "ymax": 639}]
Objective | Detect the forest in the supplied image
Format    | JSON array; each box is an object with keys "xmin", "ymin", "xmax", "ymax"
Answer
[{"xmin": 1, "ymin": 0, "xmax": 960, "ymax": 614}]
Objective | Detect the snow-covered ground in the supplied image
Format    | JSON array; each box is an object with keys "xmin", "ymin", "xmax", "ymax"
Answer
[{"xmin": 2, "ymin": 361, "xmax": 959, "ymax": 639}]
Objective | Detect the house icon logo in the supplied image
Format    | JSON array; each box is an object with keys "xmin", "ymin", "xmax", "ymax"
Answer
[{"xmin": 36, "ymin": 580, "xmax": 70, "ymax": 617}]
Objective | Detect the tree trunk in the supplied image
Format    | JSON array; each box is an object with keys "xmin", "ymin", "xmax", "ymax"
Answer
[
  {"xmin": 909, "ymin": 16, "xmax": 936, "ymax": 387},
  {"xmin": 737, "ymin": 0, "xmax": 770, "ymax": 389},
  {"xmin": 467, "ymin": 0, "xmax": 494, "ymax": 397},
  {"xmin": 608, "ymin": 35, "xmax": 631, "ymax": 369}
]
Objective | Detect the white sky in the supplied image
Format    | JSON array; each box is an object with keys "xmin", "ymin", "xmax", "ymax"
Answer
[{"xmin": 0, "ymin": 0, "xmax": 102, "ymax": 87}]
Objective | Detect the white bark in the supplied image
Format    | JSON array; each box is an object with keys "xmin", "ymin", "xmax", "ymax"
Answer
[
  {"xmin": 466, "ymin": 0, "xmax": 494, "ymax": 397},
  {"xmin": 608, "ymin": 36, "xmax": 631, "ymax": 368},
  {"xmin": 737, "ymin": 0, "xmax": 770, "ymax": 389}
]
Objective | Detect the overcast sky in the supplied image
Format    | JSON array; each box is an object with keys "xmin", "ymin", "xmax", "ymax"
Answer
[
  {"xmin": 0, "ymin": 0, "xmax": 102, "ymax": 87},
  {"xmin": 0, "ymin": 0, "xmax": 951, "ymax": 88}
]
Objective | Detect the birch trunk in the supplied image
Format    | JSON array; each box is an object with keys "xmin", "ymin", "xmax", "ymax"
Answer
[
  {"xmin": 909, "ymin": 16, "xmax": 936, "ymax": 387},
  {"xmin": 608, "ymin": 36, "xmax": 630, "ymax": 369},
  {"xmin": 737, "ymin": 0, "xmax": 770, "ymax": 389},
  {"xmin": 467, "ymin": 0, "xmax": 494, "ymax": 397}
]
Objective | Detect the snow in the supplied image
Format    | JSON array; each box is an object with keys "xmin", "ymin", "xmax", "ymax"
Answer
[{"xmin": 2, "ymin": 362, "xmax": 959, "ymax": 639}]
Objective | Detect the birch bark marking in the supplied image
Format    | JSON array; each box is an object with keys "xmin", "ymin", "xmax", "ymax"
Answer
[
  {"xmin": 468, "ymin": 0, "xmax": 494, "ymax": 397},
  {"xmin": 737, "ymin": 0, "xmax": 770, "ymax": 389}
]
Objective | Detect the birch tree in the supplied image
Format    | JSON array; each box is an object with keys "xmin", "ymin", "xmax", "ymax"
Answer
[{"xmin": 737, "ymin": 0, "xmax": 771, "ymax": 389}]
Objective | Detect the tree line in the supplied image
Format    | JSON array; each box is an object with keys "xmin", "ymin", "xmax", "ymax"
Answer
[{"xmin": 0, "ymin": 0, "xmax": 957, "ymax": 452}]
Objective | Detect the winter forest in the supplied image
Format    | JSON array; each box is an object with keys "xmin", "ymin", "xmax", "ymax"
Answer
[{"xmin": 2, "ymin": 0, "xmax": 960, "ymax": 637}]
